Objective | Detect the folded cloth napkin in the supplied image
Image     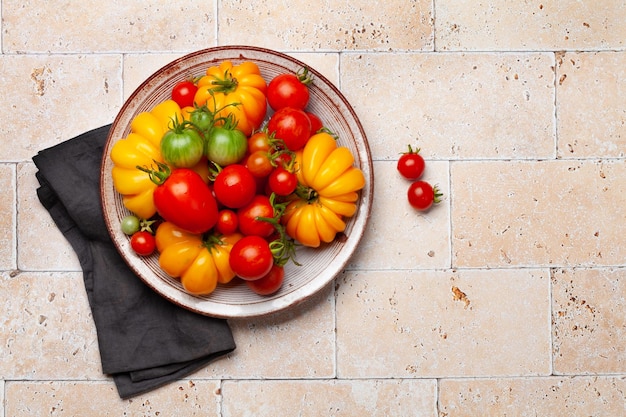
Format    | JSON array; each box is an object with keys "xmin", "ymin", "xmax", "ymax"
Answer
[{"xmin": 32, "ymin": 125, "xmax": 235, "ymax": 399}]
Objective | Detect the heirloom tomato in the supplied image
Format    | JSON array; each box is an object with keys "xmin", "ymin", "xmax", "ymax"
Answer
[
  {"xmin": 267, "ymin": 68, "xmax": 312, "ymax": 111},
  {"xmin": 156, "ymin": 222, "xmax": 242, "ymax": 295},
  {"xmin": 282, "ymin": 132, "xmax": 365, "ymax": 247},
  {"xmin": 110, "ymin": 100, "xmax": 182, "ymax": 219},
  {"xmin": 205, "ymin": 119, "xmax": 248, "ymax": 166},
  {"xmin": 229, "ymin": 235, "xmax": 274, "ymax": 281},
  {"xmin": 160, "ymin": 121, "xmax": 204, "ymax": 168},
  {"xmin": 139, "ymin": 164, "xmax": 218, "ymax": 234},
  {"xmin": 267, "ymin": 107, "xmax": 312, "ymax": 151},
  {"xmin": 194, "ymin": 60, "xmax": 267, "ymax": 136}
]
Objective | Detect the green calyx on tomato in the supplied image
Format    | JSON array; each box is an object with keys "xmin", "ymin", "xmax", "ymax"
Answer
[
  {"xmin": 160, "ymin": 118, "xmax": 204, "ymax": 168},
  {"xmin": 205, "ymin": 114, "xmax": 247, "ymax": 166}
]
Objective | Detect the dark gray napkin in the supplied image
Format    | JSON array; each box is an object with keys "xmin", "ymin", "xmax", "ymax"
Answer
[{"xmin": 32, "ymin": 125, "xmax": 235, "ymax": 399}]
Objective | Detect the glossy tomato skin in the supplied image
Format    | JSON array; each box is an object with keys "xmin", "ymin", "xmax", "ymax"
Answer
[
  {"xmin": 267, "ymin": 73, "xmax": 310, "ymax": 110},
  {"xmin": 267, "ymin": 107, "xmax": 312, "ymax": 151},
  {"xmin": 229, "ymin": 235, "xmax": 274, "ymax": 281},
  {"xmin": 268, "ymin": 167, "xmax": 298, "ymax": 196},
  {"xmin": 205, "ymin": 126, "xmax": 248, "ymax": 166},
  {"xmin": 215, "ymin": 209, "xmax": 238, "ymax": 235},
  {"xmin": 160, "ymin": 126, "xmax": 204, "ymax": 168},
  {"xmin": 237, "ymin": 194, "xmax": 275, "ymax": 237},
  {"xmin": 306, "ymin": 112, "xmax": 323, "ymax": 134},
  {"xmin": 171, "ymin": 80, "xmax": 198, "ymax": 108},
  {"xmin": 212, "ymin": 164, "xmax": 257, "ymax": 209},
  {"xmin": 246, "ymin": 264, "xmax": 284, "ymax": 295},
  {"xmin": 153, "ymin": 168, "xmax": 218, "ymax": 234},
  {"xmin": 407, "ymin": 180, "xmax": 440, "ymax": 211},
  {"xmin": 130, "ymin": 231, "xmax": 156, "ymax": 256},
  {"xmin": 397, "ymin": 146, "xmax": 425, "ymax": 180}
]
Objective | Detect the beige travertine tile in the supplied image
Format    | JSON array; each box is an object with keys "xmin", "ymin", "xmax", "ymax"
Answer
[
  {"xmin": 557, "ymin": 51, "xmax": 626, "ymax": 158},
  {"xmin": 336, "ymin": 269, "xmax": 551, "ymax": 377},
  {"xmin": 17, "ymin": 163, "xmax": 81, "ymax": 271},
  {"xmin": 0, "ymin": 271, "xmax": 101, "ymax": 379},
  {"xmin": 218, "ymin": 0, "xmax": 434, "ymax": 51},
  {"xmin": 0, "ymin": 55, "xmax": 121, "ymax": 162},
  {"xmin": 435, "ymin": 0, "xmax": 626, "ymax": 51},
  {"xmin": 201, "ymin": 285, "xmax": 335, "ymax": 378},
  {"xmin": 348, "ymin": 161, "xmax": 450, "ymax": 270},
  {"xmin": 0, "ymin": 164, "xmax": 16, "ymax": 271},
  {"xmin": 221, "ymin": 379, "xmax": 437, "ymax": 417},
  {"xmin": 123, "ymin": 53, "xmax": 187, "ymax": 101},
  {"xmin": 340, "ymin": 52, "xmax": 555, "ymax": 161},
  {"xmin": 439, "ymin": 376, "xmax": 626, "ymax": 416},
  {"xmin": 451, "ymin": 160, "xmax": 626, "ymax": 268},
  {"xmin": 552, "ymin": 268, "xmax": 626, "ymax": 374},
  {"xmin": 2, "ymin": 1, "xmax": 216, "ymax": 53},
  {"xmin": 5, "ymin": 380, "xmax": 220, "ymax": 416}
]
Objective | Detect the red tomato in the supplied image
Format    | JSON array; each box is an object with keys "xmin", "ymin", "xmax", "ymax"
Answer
[
  {"xmin": 246, "ymin": 150, "xmax": 274, "ymax": 178},
  {"xmin": 268, "ymin": 167, "xmax": 298, "ymax": 196},
  {"xmin": 267, "ymin": 72, "xmax": 310, "ymax": 110},
  {"xmin": 397, "ymin": 145, "xmax": 425, "ymax": 180},
  {"xmin": 246, "ymin": 264, "xmax": 284, "ymax": 295},
  {"xmin": 248, "ymin": 131, "xmax": 271, "ymax": 153},
  {"xmin": 237, "ymin": 195, "xmax": 275, "ymax": 237},
  {"xmin": 130, "ymin": 231, "xmax": 156, "ymax": 256},
  {"xmin": 171, "ymin": 80, "xmax": 198, "ymax": 108},
  {"xmin": 151, "ymin": 167, "xmax": 218, "ymax": 234},
  {"xmin": 306, "ymin": 111, "xmax": 324, "ymax": 134},
  {"xmin": 229, "ymin": 235, "xmax": 274, "ymax": 281},
  {"xmin": 407, "ymin": 181, "xmax": 442, "ymax": 211},
  {"xmin": 267, "ymin": 107, "xmax": 312, "ymax": 151},
  {"xmin": 215, "ymin": 209, "xmax": 239, "ymax": 235},
  {"xmin": 213, "ymin": 164, "xmax": 257, "ymax": 208}
]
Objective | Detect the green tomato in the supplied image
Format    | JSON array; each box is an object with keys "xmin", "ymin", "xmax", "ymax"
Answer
[
  {"xmin": 121, "ymin": 215, "xmax": 140, "ymax": 235},
  {"xmin": 205, "ymin": 126, "xmax": 247, "ymax": 166},
  {"xmin": 161, "ymin": 126, "xmax": 204, "ymax": 168},
  {"xmin": 189, "ymin": 107, "xmax": 213, "ymax": 134}
]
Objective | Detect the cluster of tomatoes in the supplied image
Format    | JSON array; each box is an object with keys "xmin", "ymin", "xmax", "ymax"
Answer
[
  {"xmin": 396, "ymin": 145, "xmax": 442, "ymax": 211},
  {"xmin": 111, "ymin": 61, "xmax": 365, "ymax": 297}
]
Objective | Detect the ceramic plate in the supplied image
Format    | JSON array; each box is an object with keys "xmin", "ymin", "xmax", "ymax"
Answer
[{"xmin": 100, "ymin": 46, "xmax": 373, "ymax": 318}]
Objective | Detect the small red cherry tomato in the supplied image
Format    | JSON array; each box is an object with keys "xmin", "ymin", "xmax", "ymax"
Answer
[
  {"xmin": 407, "ymin": 181, "xmax": 442, "ymax": 211},
  {"xmin": 171, "ymin": 80, "xmax": 198, "ymax": 108},
  {"xmin": 246, "ymin": 264, "xmax": 285, "ymax": 295},
  {"xmin": 229, "ymin": 235, "xmax": 274, "ymax": 281},
  {"xmin": 215, "ymin": 209, "xmax": 239, "ymax": 235},
  {"xmin": 267, "ymin": 107, "xmax": 312, "ymax": 151},
  {"xmin": 268, "ymin": 167, "xmax": 298, "ymax": 196},
  {"xmin": 130, "ymin": 231, "xmax": 156, "ymax": 256},
  {"xmin": 397, "ymin": 145, "xmax": 425, "ymax": 181}
]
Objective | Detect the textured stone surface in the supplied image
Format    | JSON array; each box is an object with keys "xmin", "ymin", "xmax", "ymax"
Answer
[{"xmin": 0, "ymin": 164, "xmax": 16, "ymax": 271}]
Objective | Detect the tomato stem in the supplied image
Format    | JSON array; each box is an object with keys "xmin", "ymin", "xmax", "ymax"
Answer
[
  {"xmin": 256, "ymin": 193, "xmax": 300, "ymax": 267},
  {"xmin": 209, "ymin": 69, "xmax": 239, "ymax": 94},
  {"xmin": 296, "ymin": 67, "xmax": 314, "ymax": 85},
  {"xmin": 136, "ymin": 160, "xmax": 171, "ymax": 185}
]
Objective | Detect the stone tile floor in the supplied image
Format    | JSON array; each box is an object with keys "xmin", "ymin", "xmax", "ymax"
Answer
[{"xmin": 1, "ymin": 1, "xmax": 625, "ymax": 415}]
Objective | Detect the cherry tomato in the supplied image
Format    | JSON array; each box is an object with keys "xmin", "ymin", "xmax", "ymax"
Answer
[
  {"xmin": 171, "ymin": 80, "xmax": 198, "ymax": 108},
  {"xmin": 237, "ymin": 194, "xmax": 275, "ymax": 237},
  {"xmin": 268, "ymin": 167, "xmax": 298, "ymax": 196},
  {"xmin": 267, "ymin": 72, "xmax": 311, "ymax": 110},
  {"xmin": 306, "ymin": 112, "xmax": 324, "ymax": 134},
  {"xmin": 229, "ymin": 235, "xmax": 274, "ymax": 281},
  {"xmin": 130, "ymin": 231, "xmax": 156, "ymax": 256},
  {"xmin": 246, "ymin": 150, "xmax": 274, "ymax": 178},
  {"xmin": 397, "ymin": 145, "xmax": 425, "ymax": 181},
  {"xmin": 248, "ymin": 131, "xmax": 271, "ymax": 154},
  {"xmin": 267, "ymin": 107, "xmax": 312, "ymax": 151},
  {"xmin": 121, "ymin": 215, "xmax": 140, "ymax": 235},
  {"xmin": 407, "ymin": 181, "xmax": 441, "ymax": 211},
  {"xmin": 213, "ymin": 164, "xmax": 257, "ymax": 209},
  {"xmin": 246, "ymin": 264, "xmax": 284, "ymax": 295},
  {"xmin": 215, "ymin": 209, "xmax": 239, "ymax": 235}
]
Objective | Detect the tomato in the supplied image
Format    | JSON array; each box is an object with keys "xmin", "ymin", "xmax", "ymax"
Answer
[
  {"xmin": 237, "ymin": 194, "xmax": 275, "ymax": 237},
  {"xmin": 229, "ymin": 235, "xmax": 274, "ymax": 281},
  {"xmin": 397, "ymin": 145, "xmax": 425, "ymax": 181},
  {"xmin": 188, "ymin": 105, "xmax": 214, "ymax": 134},
  {"xmin": 212, "ymin": 164, "xmax": 257, "ymax": 208},
  {"xmin": 248, "ymin": 131, "xmax": 271, "ymax": 153},
  {"xmin": 160, "ymin": 123, "xmax": 204, "ymax": 168},
  {"xmin": 215, "ymin": 209, "xmax": 239, "ymax": 235},
  {"xmin": 142, "ymin": 164, "xmax": 219, "ymax": 234},
  {"xmin": 267, "ymin": 107, "xmax": 312, "ymax": 151},
  {"xmin": 268, "ymin": 167, "xmax": 297, "ymax": 196},
  {"xmin": 246, "ymin": 150, "xmax": 273, "ymax": 178},
  {"xmin": 407, "ymin": 180, "xmax": 442, "ymax": 211},
  {"xmin": 121, "ymin": 215, "xmax": 140, "ymax": 235},
  {"xmin": 306, "ymin": 112, "xmax": 324, "ymax": 134},
  {"xmin": 194, "ymin": 60, "xmax": 267, "ymax": 136},
  {"xmin": 205, "ymin": 123, "xmax": 248, "ymax": 166},
  {"xmin": 246, "ymin": 264, "xmax": 284, "ymax": 295},
  {"xmin": 267, "ymin": 69, "xmax": 311, "ymax": 111},
  {"xmin": 130, "ymin": 231, "xmax": 156, "ymax": 256},
  {"xmin": 171, "ymin": 80, "xmax": 198, "ymax": 108}
]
